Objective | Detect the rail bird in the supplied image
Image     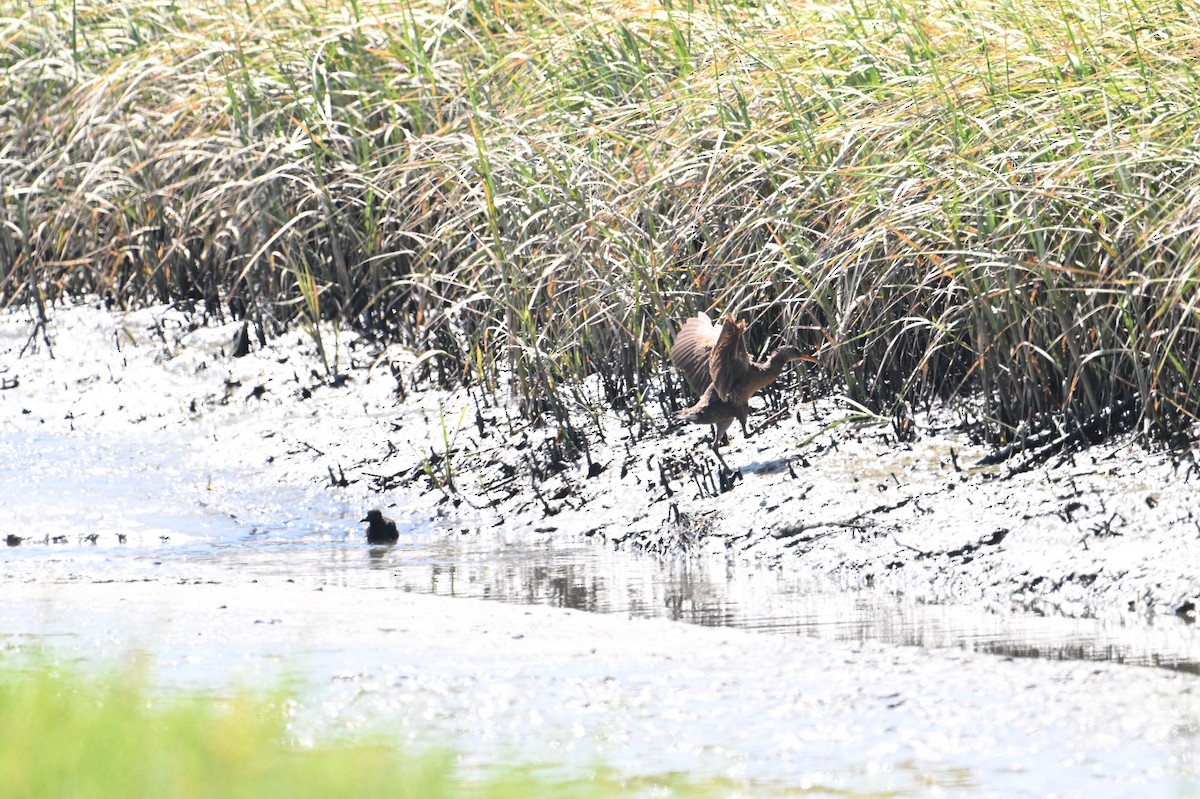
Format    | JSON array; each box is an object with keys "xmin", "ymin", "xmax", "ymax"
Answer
[{"xmin": 671, "ymin": 313, "xmax": 811, "ymax": 453}]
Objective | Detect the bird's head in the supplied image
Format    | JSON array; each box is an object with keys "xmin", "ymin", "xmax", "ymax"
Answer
[
  {"xmin": 771, "ymin": 345, "xmax": 820, "ymax": 366},
  {"xmin": 361, "ymin": 509, "xmax": 384, "ymax": 524}
]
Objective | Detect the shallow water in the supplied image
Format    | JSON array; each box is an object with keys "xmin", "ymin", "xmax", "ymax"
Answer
[
  {"xmin": 3, "ymin": 425, "xmax": 1199, "ymax": 665},
  {"xmin": 3, "ymin": 428, "xmax": 1200, "ymax": 795},
  {"xmin": 188, "ymin": 523, "xmax": 1200, "ymax": 676},
  {"xmin": 9, "ymin": 425, "xmax": 1197, "ymax": 673}
]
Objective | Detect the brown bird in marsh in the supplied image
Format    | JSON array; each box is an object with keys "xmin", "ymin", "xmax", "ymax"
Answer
[{"xmin": 671, "ymin": 313, "xmax": 812, "ymax": 453}]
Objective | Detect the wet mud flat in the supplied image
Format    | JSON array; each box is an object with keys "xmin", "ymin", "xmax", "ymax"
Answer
[
  {"xmin": 3, "ymin": 302, "xmax": 1200, "ymax": 795},
  {"xmin": 5, "ymin": 571, "xmax": 1200, "ymax": 797},
  {"xmin": 3, "ymin": 302, "xmax": 1200, "ymax": 623},
  {"xmin": 438, "ymin": 388, "xmax": 1200, "ymax": 623}
]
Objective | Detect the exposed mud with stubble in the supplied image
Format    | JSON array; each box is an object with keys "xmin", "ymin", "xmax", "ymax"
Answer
[
  {"xmin": 4, "ymin": 302, "xmax": 1198, "ymax": 624},
  {"xmin": 5, "ymin": 303, "xmax": 1200, "ymax": 795},
  {"xmin": 349, "ymin": 346, "xmax": 1200, "ymax": 628}
]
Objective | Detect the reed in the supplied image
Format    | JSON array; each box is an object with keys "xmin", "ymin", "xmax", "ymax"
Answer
[{"xmin": 4, "ymin": 0, "xmax": 1199, "ymax": 442}]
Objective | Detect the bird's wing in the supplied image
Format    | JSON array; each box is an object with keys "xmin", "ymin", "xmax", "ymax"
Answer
[
  {"xmin": 709, "ymin": 315, "xmax": 750, "ymax": 403},
  {"xmin": 671, "ymin": 313, "xmax": 719, "ymax": 395}
]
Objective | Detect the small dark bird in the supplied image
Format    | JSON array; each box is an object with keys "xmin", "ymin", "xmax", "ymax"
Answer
[
  {"xmin": 362, "ymin": 509, "xmax": 400, "ymax": 544},
  {"xmin": 671, "ymin": 313, "xmax": 812, "ymax": 453},
  {"xmin": 5, "ymin": 534, "xmax": 22, "ymax": 547}
]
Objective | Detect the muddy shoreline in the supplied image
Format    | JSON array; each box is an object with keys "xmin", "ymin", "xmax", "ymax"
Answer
[{"xmin": 3, "ymin": 302, "xmax": 1199, "ymax": 624}]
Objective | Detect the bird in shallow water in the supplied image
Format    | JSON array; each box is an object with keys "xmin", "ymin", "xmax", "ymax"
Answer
[
  {"xmin": 362, "ymin": 509, "xmax": 400, "ymax": 544},
  {"xmin": 671, "ymin": 312, "xmax": 812, "ymax": 455}
]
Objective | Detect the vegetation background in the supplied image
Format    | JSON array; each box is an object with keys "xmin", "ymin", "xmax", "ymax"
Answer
[{"xmin": 4, "ymin": 0, "xmax": 1200, "ymax": 441}]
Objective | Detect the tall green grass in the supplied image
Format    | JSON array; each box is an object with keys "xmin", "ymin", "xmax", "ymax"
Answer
[
  {"xmin": 0, "ymin": 665, "xmax": 780, "ymax": 799},
  {"xmin": 3, "ymin": 0, "xmax": 1200, "ymax": 441}
]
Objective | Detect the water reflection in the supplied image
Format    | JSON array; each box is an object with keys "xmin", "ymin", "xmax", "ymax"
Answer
[
  {"xmin": 212, "ymin": 523, "xmax": 1200, "ymax": 676},
  {"xmin": 6, "ymin": 427, "xmax": 1200, "ymax": 676}
]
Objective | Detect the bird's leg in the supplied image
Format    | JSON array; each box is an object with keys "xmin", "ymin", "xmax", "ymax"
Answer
[
  {"xmin": 710, "ymin": 418, "xmax": 734, "ymax": 450},
  {"xmin": 708, "ymin": 435, "xmax": 731, "ymax": 472},
  {"xmin": 709, "ymin": 421, "xmax": 733, "ymax": 471}
]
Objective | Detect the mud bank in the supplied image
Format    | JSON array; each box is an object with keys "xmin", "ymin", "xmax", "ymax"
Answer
[{"xmin": 3, "ymin": 302, "xmax": 1199, "ymax": 622}]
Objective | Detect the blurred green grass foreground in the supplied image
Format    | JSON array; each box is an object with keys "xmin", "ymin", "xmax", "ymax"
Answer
[
  {"xmin": 0, "ymin": 665, "xmax": 762, "ymax": 799},
  {"xmin": 5, "ymin": 0, "xmax": 1200, "ymax": 440}
]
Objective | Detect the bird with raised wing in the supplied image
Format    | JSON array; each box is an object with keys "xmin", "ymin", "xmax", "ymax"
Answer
[{"xmin": 671, "ymin": 312, "xmax": 811, "ymax": 453}]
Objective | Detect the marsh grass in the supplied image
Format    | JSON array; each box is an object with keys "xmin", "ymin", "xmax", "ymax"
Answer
[
  {"xmin": 4, "ymin": 0, "xmax": 1200, "ymax": 443},
  {"xmin": 0, "ymin": 664, "xmax": 765, "ymax": 799}
]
